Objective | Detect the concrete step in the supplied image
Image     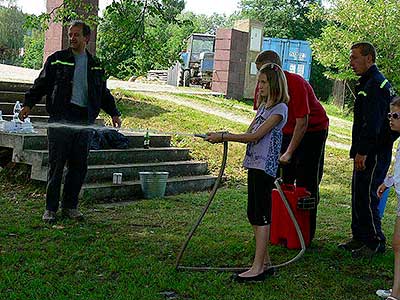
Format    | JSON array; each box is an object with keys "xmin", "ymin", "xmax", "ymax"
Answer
[
  {"xmin": 1, "ymin": 116, "xmax": 106, "ymax": 129},
  {"xmin": 80, "ymin": 175, "xmax": 217, "ymax": 201},
  {"xmin": 0, "ymin": 129, "xmax": 171, "ymax": 152},
  {"xmin": 22, "ymin": 147, "xmax": 190, "ymax": 166},
  {"xmin": 0, "ymin": 91, "xmax": 25, "ymax": 102},
  {"xmin": 0, "ymin": 81, "xmax": 32, "ymax": 92},
  {"xmin": 119, "ymin": 132, "xmax": 171, "ymax": 148},
  {"xmin": 0, "ymin": 80, "xmax": 216, "ymax": 201},
  {"xmin": 0, "ymin": 102, "xmax": 47, "ymax": 115},
  {"xmin": 31, "ymin": 160, "xmax": 208, "ymax": 182},
  {"xmin": 0, "ymin": 132, "xmax": 48, "ymax": 152}
]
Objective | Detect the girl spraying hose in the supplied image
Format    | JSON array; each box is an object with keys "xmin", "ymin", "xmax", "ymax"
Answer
[
  {"xmin": 376, "ymin": 96, "xmax": 400, "ymax": 300},
  {"xmin": 205, "ymin": 63, "xmax": 289, "ymax": 282}
]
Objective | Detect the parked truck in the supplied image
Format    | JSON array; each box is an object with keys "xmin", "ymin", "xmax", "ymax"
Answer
[{"xmin": 178, "ymin": 33, "xmax": 215, "ymax": 88}]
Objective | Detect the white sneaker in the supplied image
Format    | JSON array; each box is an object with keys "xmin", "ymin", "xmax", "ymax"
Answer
[{"xmin": 376, "ymin": 289, "xmax": 392, "ymax": 298}]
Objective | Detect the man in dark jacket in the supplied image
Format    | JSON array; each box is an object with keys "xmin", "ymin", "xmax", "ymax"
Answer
[
  {"xmin": 339, "ymin": 42, "xmax": 395, "ymax": 257},
  {"xmin": 19, "ymin": 20, "xmax": 122, "ymax": 223}
]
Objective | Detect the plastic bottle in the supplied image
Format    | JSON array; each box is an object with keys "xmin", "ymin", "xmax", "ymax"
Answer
[
  {"xmin": 13, "ymin": 101, "xmax": 21, "ymax": 115},
  {"xmin": 21, "ymin": 117, "xmax": 34, "ymax": 133},
  {"xmin": 12, "ymin": 101, "xmax": 21, "ymax": 122},
  {"xmin": 0, "ymin": 110, "xmax": 4, "ymax": 131},
  {"xmin": 144, "ymin": 129, "xmax": 150, "ymax": 149}
]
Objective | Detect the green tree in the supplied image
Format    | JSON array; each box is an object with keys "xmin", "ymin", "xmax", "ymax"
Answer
[
  {"xmin": 25, "ymin": 0, "xmax": 98, "ymax": 30},
  {"xmin": 310, "ymin": 0, "xmax": 400, "ymax": 90},
  {"xmin": 22, "ymin": 29, "xmax": 44, "ymax": 70},
  {"xmin": 189, "ymin": 12, "xmax": 231, "ymax": 35},
  {"xmin": 236, "ymin": 0, "xmax": 331, "ymax": 100},
  {"xmin": 0, "ymin": 3, "xmax": 26, "ymax": 65},
  {"xmin": 238, "ymin": 0, "xmax": 323, "ymax": 40},
  {"xmin": 97, "ymin": 0, "xmax": 186, "ymax": 79},
  {"xmin": 97, "ymin": 0, "xmax": 228, "ymax": 79}
]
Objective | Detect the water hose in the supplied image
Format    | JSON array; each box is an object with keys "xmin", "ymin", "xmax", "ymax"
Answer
[
  {"xmin": 13, "ymin": 122, "xmax": 306, "ymax": 270},
  {"xmin": 175, "ymin": 140, "xmax": 306, "ymax": 272}
]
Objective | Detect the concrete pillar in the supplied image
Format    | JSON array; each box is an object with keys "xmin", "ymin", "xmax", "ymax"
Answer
[
  {"xmin": 233, "ymin": 19, "xmax": 264, "ymax": 99},
  {"xmin": 211, "ymin": 29, "xmax": 247, "ymax": 99},
  {"xmin": 44, "ymin": 0, "xmax": 99, "ymax": 62}
]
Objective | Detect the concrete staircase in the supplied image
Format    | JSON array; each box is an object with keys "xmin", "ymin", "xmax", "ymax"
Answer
[{"xmin": 0, "ymin": 81, "xmax": 216, "ymax": 201}]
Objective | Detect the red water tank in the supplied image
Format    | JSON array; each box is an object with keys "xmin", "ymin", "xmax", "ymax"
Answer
[{"xmin": 270, "ymin": 184, "xmax": 311, "ymax": 249}]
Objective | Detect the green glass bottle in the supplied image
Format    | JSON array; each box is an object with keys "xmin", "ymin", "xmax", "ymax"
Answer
[{"xmin": 144, "ymin": 129, "xmax": 150, "ymax": 149}]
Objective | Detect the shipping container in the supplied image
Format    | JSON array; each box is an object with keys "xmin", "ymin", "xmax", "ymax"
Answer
[{"xmin": 262, "ymin": 37, "xmax": 312, "ymax": 81}]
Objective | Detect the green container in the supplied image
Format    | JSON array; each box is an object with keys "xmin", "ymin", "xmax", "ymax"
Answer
[{"xmin": 139, "ymin": 172, "xmax": 169, "ymax": 199}]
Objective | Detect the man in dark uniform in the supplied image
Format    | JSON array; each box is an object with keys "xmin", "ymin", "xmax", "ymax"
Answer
[
  {"xmin": 19, "ymin": 20, "xmax": 122, "ymax": 223},
  {"xmin": 339, "ymin": 42, "xmax": 395, "ymax": 257}
]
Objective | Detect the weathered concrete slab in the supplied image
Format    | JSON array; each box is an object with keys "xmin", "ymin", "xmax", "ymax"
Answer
[{"xmin": 81, "ymin": 175, "xmax": 216, "ymax": 201}]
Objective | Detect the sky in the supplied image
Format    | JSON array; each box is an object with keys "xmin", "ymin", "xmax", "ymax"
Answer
[{"xmin": 15, "ymin": 0, "xmax": 241, "ymax": 16}]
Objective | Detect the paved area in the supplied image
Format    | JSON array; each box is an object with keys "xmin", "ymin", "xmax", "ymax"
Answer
[
  {"xmin": 0, "ymin": 64, "xmax": 222, "ymax": 96},
  {"xmin": 0, "ymin": 64, "xmax": 40, "ymax": 83}
]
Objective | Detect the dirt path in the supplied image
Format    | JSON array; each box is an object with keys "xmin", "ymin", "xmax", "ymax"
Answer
[
  {"xmin": 0, "ymin": 64, "xmax": 350, "ymax": 150},
  {"xmin": 143, "ymin": 92, "xmax": 351, "ymax": 151}
]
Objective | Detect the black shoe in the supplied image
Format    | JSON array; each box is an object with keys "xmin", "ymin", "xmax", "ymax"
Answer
[
  {"xmin": 338, "ymin": 238, "xmax": 364, "ymax": 251},
  {"xmin": 351, "ymin": 245, "xmax": 379, "ymax": 259},
  {"xmin": 377, "ymin": 242, "xmax": 386, "ymax": 253},
  {"xmin": 232, "ymin": 267, "xmax": 275, "ymax": 283},
  {"xmin": 42, "ymin": 210, "xmax": 56, "ymax": 223},
  {"xmin": 61, "ymin": 208, "xmax": 84, "ymax": 221}
]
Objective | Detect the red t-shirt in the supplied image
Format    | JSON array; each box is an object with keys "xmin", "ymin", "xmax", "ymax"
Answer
[{"xmin": 253, "ymin": 71, "xmax": 329, "ymax": 135}]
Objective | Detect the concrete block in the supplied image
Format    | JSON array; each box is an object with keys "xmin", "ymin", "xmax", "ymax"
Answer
[
  {"xmin": 229, "ymin": 51, "xmax": 246, "ymax": 62},
  {"xmin": 216, "ymin": 28, "xmax": 233, "ymax": 39},
  {"xmin": 215, "ymin": 39, "xmax": 232, "ymax": 50},
  {"xmin": 213, "ymin": 60, "xmax": 230, "ymax": 71},
  {"xmin": 212, "ymin": 81, "xmax": 228, "ymax": 94},
  {"xmin": 228, "ymin": 72, "xmax": 242, "ymax": 84},
  {"xmin": 213, "ymin": 71, "xmax": 229, "ymax": 82},
  {"xmin": 214, "ymin": 50, "xmax": 231, "ymax": 61}
]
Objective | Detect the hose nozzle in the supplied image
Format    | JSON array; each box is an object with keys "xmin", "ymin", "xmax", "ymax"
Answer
[{"xmin": 194, "ymin": 133, "xmax": 207, "ymax": 139}]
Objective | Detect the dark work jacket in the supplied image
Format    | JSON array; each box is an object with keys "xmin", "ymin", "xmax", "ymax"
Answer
[
  {"xmin": 350, "ymin": 65, "xmax": 395, "ymax": 158},
  {"xmin": 24, "ymin": 48, "xmax": 120, "ymax": 124}
]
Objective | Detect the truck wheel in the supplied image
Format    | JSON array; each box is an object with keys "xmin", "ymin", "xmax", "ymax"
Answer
[
  {"xmin": 183, "ymin": 70, "xmax": 190, "ymax": 87},
  {"xmin": 178, "ymin": 70, "xmax": 184, "ymax": 86}
]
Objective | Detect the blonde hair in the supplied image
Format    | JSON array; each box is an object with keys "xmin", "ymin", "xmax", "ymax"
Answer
[{"xmin": 257, "ymin": 63, "xmax": 289, "ymax": 108}]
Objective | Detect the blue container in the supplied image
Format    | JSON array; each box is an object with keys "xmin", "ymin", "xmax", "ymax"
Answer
[
  {"xmin": 262, "ymin": 37, "xmax": 312, "ymax": 81},
  {"xmin": 378, "ymin": 188, "xmax": 390, "ymax": 219}
]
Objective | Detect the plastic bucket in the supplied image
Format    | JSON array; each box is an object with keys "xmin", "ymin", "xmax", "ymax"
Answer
[{"xmin": 139, "ymin": 172, "xmax": 169, "ymax": 199}]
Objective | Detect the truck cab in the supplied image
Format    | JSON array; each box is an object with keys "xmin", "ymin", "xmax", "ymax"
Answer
[{"xmin": 179, "ymin": 33, "xmax": 215, "ymax": 88}]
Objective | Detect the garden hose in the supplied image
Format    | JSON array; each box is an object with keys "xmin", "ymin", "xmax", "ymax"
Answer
[
  {"xmin": 13, "ymin": 122, "xmax": 306, "ymax": 271},
  {"xmin": 175, "ymin": 140, "xmax": 306, "ymax": 272}
]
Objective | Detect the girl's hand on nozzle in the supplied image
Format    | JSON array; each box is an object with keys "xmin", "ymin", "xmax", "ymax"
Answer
[
  {"xmin": 205, "ymin": 132, "xmax": 222, "ymax": 144},
  {"xmin": 377, "ymin": 183, "xmax": 388, "ymax": 198}
]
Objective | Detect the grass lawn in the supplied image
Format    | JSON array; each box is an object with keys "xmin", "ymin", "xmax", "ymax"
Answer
[{"xmin": 0, "ymin": 91, "xmax": 396, "ymax": 300}]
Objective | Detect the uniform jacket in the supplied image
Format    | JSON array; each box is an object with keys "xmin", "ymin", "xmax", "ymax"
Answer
[
  {"xmin": 350, "ymin": 64, "xmax": 395, "ymax": 158},
  {"xmin": 24, "ymin": 48, "xmax": 120, "ymax": 124}
]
